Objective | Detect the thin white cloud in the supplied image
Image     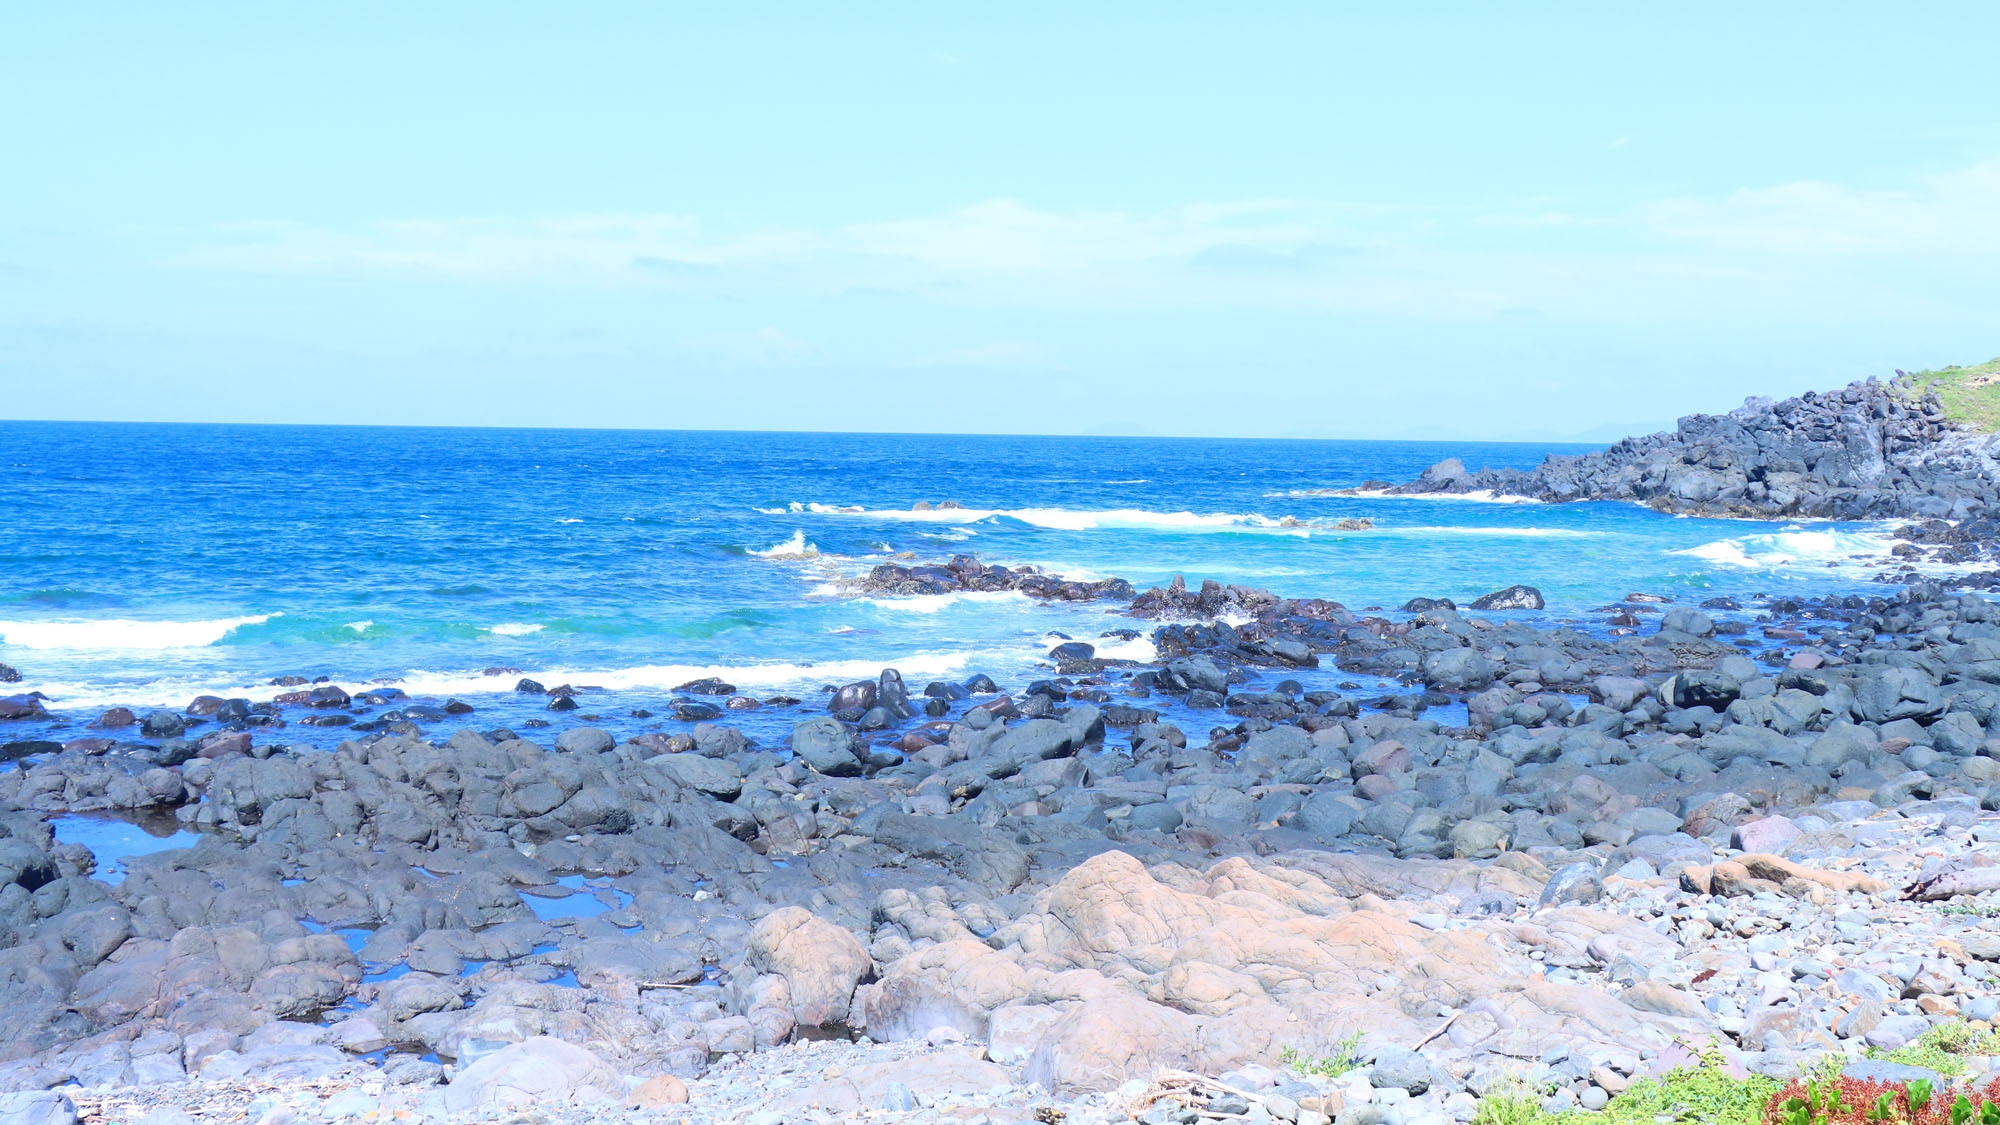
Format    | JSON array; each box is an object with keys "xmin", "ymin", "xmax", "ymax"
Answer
[
  {"xmin": 1641, "ymin": 160, "xmax": 2000, "ymax": 256},
  {"xmin": 173, "ymin": 160, "xmax": 2000, "ymax": 322}
]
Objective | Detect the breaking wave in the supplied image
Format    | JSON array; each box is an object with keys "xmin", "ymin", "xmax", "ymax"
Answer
[
  {"xmin": 485, "ymin": 623, "xmax": 546, "ymax": 637},
  {"xmin": 0, "ymin": 614, "xmax": 277, "ymax": 651},
  {"xmin": 749, "ymin": 530, "xmax": 822, "ymax": 558},
  {"xmin": 1674, "ymin": 527, "xmax": 1899, "ymax": 571}
]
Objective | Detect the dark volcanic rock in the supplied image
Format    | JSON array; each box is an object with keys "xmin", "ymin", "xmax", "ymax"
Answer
[
  {"xmin": 855, "ymin": 552, "xmax": 1134, "ymax": 605},
  {"xmin": 792, "ymin": 716, "xmax": 864, "ymax": 776},
  {"xmin": 0, "ymin": 695, "xmax": 47, "ymax": 721},
  {"xmin": 1048, "ymin": 641, "xmax": 1096, "ymax": 663},
  {"xmin": 0, "ymin": 663, "xmax": 19, "ymax": 683},
  {"xmin": 1391, "ymin": 377, "xmax": 2000, "ymax": 522},
  {"xmin": 139, "ymin": 710, "xmax": 186, "ymax": 738},
  {"xmin": 1469, "ymin": 585, "xmax": 1545, "ymax": 611}
]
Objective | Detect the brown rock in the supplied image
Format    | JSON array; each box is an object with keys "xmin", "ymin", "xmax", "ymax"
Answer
[
  {"xmin": 628, "ymin": 1074, "xmax": 689, "ymax": 1108},
  {"xmin": 856, "ymin": 939, "xmax": 1031, "ymax": 1040},
  {"xmin": 1024, "ymin": 996, "xmax": 1200, "ymax": 1093},
  {"xmin": 1683, "ymin": 854, "xmax": 1887, "ymax": 897},
  {"xmin": 1679, "ymin": 792, "xmax": 1752, "ymax": 838},
  {"xmin": 746, "ymin": 907, "xmax": 873, "ymax": 1028},
  {"xmin": 1350, "ymin": 741, "xmax": 1410, "ymax": 777}
]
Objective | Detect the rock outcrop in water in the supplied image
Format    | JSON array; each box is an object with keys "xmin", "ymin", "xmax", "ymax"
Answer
[
  {"xmin": 854, "ymin": 553, "xmax": 1137, "ymax": 603},
  {"xmin": 1392, "ymin": 378, "xmax": 2000, "ymax": 521}
]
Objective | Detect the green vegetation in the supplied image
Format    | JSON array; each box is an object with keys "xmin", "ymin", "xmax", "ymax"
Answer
[
  {"xmin": 1934, "ymin": 900, "xmax": 2000, "ymax": 919},
  {"xmin": 1468, "ymin": 1046, "xmax": 1782, "ymax": 1125},
  {"xmin": 1606, "ymin": 1052, "xmax": 1783, "ymax": 1124},
  {"xmin": 1471, "ymin": 1081, "xmax": 1547, "ymax": 1125},
  {"xmin": 1899, "ymin": 357, "xmax": 2000, "ymax": 432},
  {"xmin": 1279, "ymin": 1034, "xmax": 1366, "ymax": 1079},
  {"xmin": 1869, "ymin": 1021, "xmax": 2000, "ymax": 1079}
]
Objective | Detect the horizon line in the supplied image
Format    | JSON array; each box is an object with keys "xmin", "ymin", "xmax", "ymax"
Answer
[{"xmin": 0, "ymin": 415, "xmax": 1621, "ymax": 446}]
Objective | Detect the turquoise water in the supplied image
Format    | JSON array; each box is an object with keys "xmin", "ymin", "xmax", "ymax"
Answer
[{"xmin": 0, "ymin": 422, "xmax": 1912, "ymax": 745}]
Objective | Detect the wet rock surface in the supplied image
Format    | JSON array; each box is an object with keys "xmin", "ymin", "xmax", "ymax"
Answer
[{"xmin": 4, "ymin": 576, "xmax": 2000, "ymax": 1122}]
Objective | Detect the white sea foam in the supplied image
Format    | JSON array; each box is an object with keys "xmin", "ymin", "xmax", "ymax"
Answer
[
  {"xmin": 784, "ymin": 504, "xmax": 1333, "ymax": 533},
  {"xmin": 381, "ymin": 650, "xmax": 1000, "ymax": 699},
  {"xmin": 1674, "ymin": 527, "xmax": 1900, "ymax": 571},
  {"xmin": 344, "ymin": 621, "xmax": 374, "ymax": 633},
  {"xmin": 1017, "ymin": 561, "xmax": 1113, "ymax": 582},
  {"xmin": 1088, "ymin": 634, "xmax": 1159, "ymax": 662},
  {"xmin": 749, "ymin": 530, "xmax": 822, "ymax": 559},
  {"xmin": 0, "ymin": 614, "xmax": 277, "ymax": 651},
  {"xmin": 21, "ymin": 646, "xmax": 1026, "ymax": 711},
  {"xmin": 857, "ymin": 590, "xmax": 1032, "ymax": 614},
  {"xmin": 1383, "ymin": 526, "xmax": 1598, "ymax": 539},
  {"xmin": 486, "ymin": 623, "xmax": 545, "ymax": 637},
  {"xmin": 1301, "ymin": 489, "xmax": 1542, "ymax": 504}
]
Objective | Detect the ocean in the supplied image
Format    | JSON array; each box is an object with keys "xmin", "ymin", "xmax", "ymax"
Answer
[{"xmin": 0, "ymin": 421, "xmax": 1918, "ymax": 750}]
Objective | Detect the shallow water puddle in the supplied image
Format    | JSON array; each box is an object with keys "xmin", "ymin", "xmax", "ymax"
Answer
[
  {"xmin": 362, "ymin": 962, "xmax": 410, "ymax": 984},
  {"xmin": 52, "ymin": 814, "xmax": 199, "ymax": 884},
  {"xmin": 518, "ymin": 874, "xmax": 632, "ymax": 920}
]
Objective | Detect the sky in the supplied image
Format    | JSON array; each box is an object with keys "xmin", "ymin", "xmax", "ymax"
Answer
[{"xmin": 3, "ymin": 4, "xmax": 1998, "ymax": 440}]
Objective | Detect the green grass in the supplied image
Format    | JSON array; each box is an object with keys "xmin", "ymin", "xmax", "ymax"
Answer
[{"xmin": 1899, "ymin": 357, "xmax": 2000, "ymax": 432}]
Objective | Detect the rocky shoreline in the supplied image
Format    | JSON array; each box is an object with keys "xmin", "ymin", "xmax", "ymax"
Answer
[
  {"xmin": 4, "ymin": 563, "xmax": 2000, "ymax": 1125},
  {"xmin": 1382, "ymin": 378, "xmax": 2000, "ymax": 561}
]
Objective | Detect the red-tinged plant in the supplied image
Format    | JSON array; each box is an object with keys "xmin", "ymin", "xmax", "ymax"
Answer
[{"xmin": 1765, "ymin": 1076, "xmax": 2000, "ymax": 1125}]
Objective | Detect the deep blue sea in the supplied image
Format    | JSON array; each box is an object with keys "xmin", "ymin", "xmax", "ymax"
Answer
[{"xmin": 0, "ymin": 422, "xmax": 1914, "ymax": 748}]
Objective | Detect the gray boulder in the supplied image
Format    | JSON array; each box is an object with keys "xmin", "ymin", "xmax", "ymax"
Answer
[
  {"xmin": 1166, "ymin": 656, "xmax": 1229, "ymax": 695},
  {"xmin": 1424, "ymin": 647, "xmax": 1497, "ymax": 690},
  {"xmin": 554, "ymin": 727, "xmax": 614, "ymax": 755},
  {"xmin": 1295, "ymin": 792, "xmax": 1357, "ymax": 840},
  {"xmin": 1659, "ymin": 607, "xmax": 1715, "ymax": 636},
  {"xmin": 792, "ymin": 717, "xmax": 864, "ymax": 776},
  {"xmin": 1855, "ymin": 667, "xmax": 1945, "ymax": 723},
  {"xmin": 0, "ymin": 1092, "xmax": 76, "ymax": 1125}
]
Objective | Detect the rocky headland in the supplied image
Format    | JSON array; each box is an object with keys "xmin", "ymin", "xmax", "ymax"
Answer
[
  {"xmin": 4, "ymin": 556, "xmax": 2000, "ymax": 1125},
  {"xmin": 1386, "ymin": 376, "xmax": 2000, "ymax": 544}
]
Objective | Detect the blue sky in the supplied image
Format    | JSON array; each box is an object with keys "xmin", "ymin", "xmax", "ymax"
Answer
[{"xmin": 3, "ymin": 4, "xmax": 1997, "ymax": 438}]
